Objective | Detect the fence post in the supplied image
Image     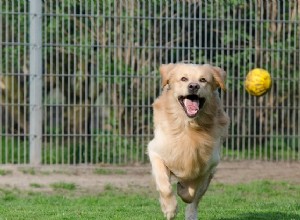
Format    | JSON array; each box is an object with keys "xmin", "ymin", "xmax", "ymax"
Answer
[{"xmin": 29, "ymin": 0, "xmax": 42, "ymax": 165}]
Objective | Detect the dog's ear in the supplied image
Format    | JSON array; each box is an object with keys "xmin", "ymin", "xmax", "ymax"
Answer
[
  {"xmin": 159, "ymin": 63, "xmax": 176, "ymax": 87},
  {"xmin": 211, "ymin": 66, "xmax": 227, "ymax": 91}
]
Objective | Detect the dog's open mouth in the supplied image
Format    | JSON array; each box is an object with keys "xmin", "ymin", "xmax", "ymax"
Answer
[{"xmin": 178, "ymin": 95, "xmax": 206, "ymax": 118}]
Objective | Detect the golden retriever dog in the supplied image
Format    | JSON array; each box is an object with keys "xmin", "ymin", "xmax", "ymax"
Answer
[{"xmin": 148, "ymin": 63, "xmax": 229, "ymax": 220}]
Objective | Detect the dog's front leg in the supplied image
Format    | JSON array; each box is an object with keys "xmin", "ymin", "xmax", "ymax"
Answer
[
  {"xmin": 149, "ymin": 151, "xmax": 177, "ymax": 220},
  {"xmin": 185, "ymin": 174, "xmax": 213, "ymax": 220}
]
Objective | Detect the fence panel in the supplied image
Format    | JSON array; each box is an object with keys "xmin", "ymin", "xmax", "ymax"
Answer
[
  {"xmin": 1, "ymin": 1, "xmax": 30, "ymax": 164},
  {"xmin": 0, "ymin": 0, "xmax": 299, "ymax": 165}
]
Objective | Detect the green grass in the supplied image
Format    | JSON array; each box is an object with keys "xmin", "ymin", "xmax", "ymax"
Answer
[
  {"xmin": 0, "ymin": 169, "xmax": 12, "ymax": 176},
  {"xmin": 50, "ymin": 182, "xmax": 77, "ymax": 191},
  {"xmin": 0, "ymin": 137, "xmax": 29, "ymax": 164},
  {"xmin": 0, "ymin": 181, "xmax": 299, "ymax": 219},
  {"xmin": 19, "ymin": 167, "xmax": 36, "ymax": 175},
  {"xmin": 224, "ymin": 137, "xmax": 299, "ymax": 161},
  {"xmin": 1, "ymin": 136, "xmax": 145, "ymax": 164},
  {"xmin": 2, "ymin": 136, "xmax": 298, "ymax": 165},
  {"xmin": 94, "ymin": 168, "xmax": 127, "ymax": 175},
  {"xmin": 29, "ymin": 183, "xmax": 44, "ymax": 188}
]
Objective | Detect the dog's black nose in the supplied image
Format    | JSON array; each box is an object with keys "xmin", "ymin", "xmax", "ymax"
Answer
[{"xmin": 188, "ymin": 83, "xmax": 200, "ymax": 93}]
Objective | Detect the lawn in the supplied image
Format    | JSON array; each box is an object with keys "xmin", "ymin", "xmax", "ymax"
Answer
[{"xmin": 0, "ymin": 181, "xmax": 299, "ymax": 220}]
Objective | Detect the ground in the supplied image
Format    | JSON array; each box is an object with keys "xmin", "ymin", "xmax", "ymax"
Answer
[{"xmin": 1, "ymin": 161, "xmax": 300, "ymax": 194}]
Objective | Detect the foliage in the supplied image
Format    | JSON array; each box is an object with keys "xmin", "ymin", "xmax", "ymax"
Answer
[{"xmin": 1, "ymin": 1, "xmax": 299, "ymax": 163}]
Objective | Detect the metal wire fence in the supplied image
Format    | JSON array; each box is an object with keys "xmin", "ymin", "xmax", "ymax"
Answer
[{"xmin": 1, "ymin": 0, "xmax": 299, "ymax": 165}]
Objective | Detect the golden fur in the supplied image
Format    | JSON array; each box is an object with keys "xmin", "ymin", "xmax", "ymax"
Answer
[{"xmin": 148, "ymin": 63, "xmax": 229, "ymax": 220}]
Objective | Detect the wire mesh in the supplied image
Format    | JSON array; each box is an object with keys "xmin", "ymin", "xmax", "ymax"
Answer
[{"xmin": 0, "ymin": 0, "xmax": 299, "ymax": 164}]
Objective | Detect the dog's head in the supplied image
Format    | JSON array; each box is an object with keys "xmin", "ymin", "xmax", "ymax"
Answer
[{"xmin": 159, "ymin": 63, "xmax": 226, "ymax": 118}]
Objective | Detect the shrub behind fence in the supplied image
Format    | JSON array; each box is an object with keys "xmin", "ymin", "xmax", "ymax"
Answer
[{"xmin": 1, "ymin": 0, "xmax": 299, "ymax": 164}]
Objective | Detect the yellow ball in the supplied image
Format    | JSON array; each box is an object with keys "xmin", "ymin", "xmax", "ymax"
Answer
[{"xmin": 245, "ymin": 68, "xmax": 272, "ymax": 96}]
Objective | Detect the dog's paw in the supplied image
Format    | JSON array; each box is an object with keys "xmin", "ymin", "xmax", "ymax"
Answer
[
  {"xmin": 164, "ymin": 206, "xmax": 178, "ymax": 220},
  {"xmin": 160, "ymin": 195, "xmax": 178, "ymax": 220},
  {"xmin": 165, "ymin": 211, "xmax": 177, "ymax": 220}
]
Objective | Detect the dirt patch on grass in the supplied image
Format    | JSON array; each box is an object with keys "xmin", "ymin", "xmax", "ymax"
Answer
[{"xmin": 0, "ymin": 161, "xmax": 300, "ymax": 194}]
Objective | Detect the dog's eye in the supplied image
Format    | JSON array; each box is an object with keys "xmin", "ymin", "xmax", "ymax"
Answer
[
  {"xmin": 181, "ymin": 77, "xmax": 188, "ymax": 82},
  {"xmin": 199, "ymin": 78, "xmax": 206, "ymax": 83}
]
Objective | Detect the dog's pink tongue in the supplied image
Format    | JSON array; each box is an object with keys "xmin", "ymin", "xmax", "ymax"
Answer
[{"xmin": 184, "ymin": 98, "xmax": 199, "ymax": 115}]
